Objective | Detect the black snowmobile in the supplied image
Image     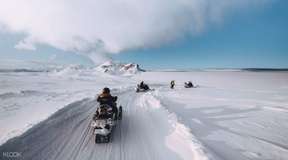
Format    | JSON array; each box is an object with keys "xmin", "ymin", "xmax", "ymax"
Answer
[
  {"xmin": 91, "ymin": 104, "xmax": 122, "ymax": 143},
  {"xmin": 136, "ymin": 82, "xmax": 151, "ymax": 92},
  {"xmin": 184, "ymin": 81, "xmax": 194, "ymax": 88}
]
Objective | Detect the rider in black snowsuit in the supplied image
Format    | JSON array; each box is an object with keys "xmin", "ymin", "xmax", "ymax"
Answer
[
  {"xmin": 170, "ymin": 80, "xmax": 175, "ymax": 89},
  {"xmin": 96, "ymin": 87, "xmax": 118, "ymax": 119}
]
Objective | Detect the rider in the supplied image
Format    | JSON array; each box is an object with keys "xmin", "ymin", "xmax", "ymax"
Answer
[
  {"xmin": 170, "ymin": 80, "xmax": 175, "ymax": 89},
  {"xmin": 96, "ymin": 87, "xmax": 118, "ymax": 119},
  {"xmin": 139, "ymin": 81, "xmax": 145, "ymax": 88}
]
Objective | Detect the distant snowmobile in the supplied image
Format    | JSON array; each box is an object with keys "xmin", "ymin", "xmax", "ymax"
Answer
[
  {"xmin": 184, "ymin": 81, "xmax": 194, "ymax": 88},
  {"xmin": 136, "ymin": 81, "xmax": 151, "ymax": 92},
  {"xmin": 136, "ymin": 84, "xmax": 150, "ymax": 92},
  {"xmin": 91, "ymin": 104, "xmax": 122, "ymax": 143}
]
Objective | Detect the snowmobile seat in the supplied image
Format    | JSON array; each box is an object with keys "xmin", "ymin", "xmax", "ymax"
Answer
[{"xmin": 94, "ymin": 104, "xmax": 115, "ymax": 120}]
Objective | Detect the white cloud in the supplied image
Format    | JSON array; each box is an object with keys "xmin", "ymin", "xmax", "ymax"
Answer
[
  {"xmin": 14, "ymin": 37, "xmax": 36, "ymax": 50},
  {"xmin": 0, "ymin": 0, "xmax": 271, "ymax": 64}
]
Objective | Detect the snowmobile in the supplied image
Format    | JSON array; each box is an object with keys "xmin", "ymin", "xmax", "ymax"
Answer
[
  {"xmin": 184, "ymin": 81, "xmax": 194, "ymax": 88},
  {"xmin": 91, "ymin": 104, "xmax": 122, "ymax": 143},
  {"xmin": 136, "ymin": 84, "xmax": 151, "ymax": 92}
]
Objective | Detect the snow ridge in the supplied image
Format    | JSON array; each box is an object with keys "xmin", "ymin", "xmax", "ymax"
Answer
[{"xmin": 139, "ymin": 93, "xmax": 211, "ymax": 160}]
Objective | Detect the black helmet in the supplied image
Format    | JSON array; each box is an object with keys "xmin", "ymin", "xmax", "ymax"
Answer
[{"xmin": 103, "ymin": 87, "xmax": 110, "ymax": 94}]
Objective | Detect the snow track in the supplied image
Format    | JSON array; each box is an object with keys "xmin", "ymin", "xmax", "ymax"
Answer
[{"xmin": 0, "ymin": 89, "xmax": 209, "ymax": 160}]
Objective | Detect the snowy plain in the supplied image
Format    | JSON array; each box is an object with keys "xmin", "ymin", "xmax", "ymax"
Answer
[{"xmin": 0, "ymin": 67, "xmax": 288, "ymax": 160}]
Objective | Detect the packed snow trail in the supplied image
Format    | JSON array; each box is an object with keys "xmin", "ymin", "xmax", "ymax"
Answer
[{"xmin": 0, "ymin": 88, "xmax": 208, "ymax": 160}]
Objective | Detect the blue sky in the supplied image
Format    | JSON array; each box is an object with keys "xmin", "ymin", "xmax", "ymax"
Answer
[
  {"xmin": 0, "ymin": 0, "xmax": 287, "ymax": 69},
  {"xmin": 114, "ymin": 0, "xmax": 288, "ymax": 69}
]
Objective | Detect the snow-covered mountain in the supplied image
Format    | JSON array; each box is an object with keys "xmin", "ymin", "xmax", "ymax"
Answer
[
  {"xmin": 46, "ymin": 61, "xmax": 144, "ymax": 78},
  {"xmin": 96, "ymin": 61, "xmax": 145, "ymax": 75}
]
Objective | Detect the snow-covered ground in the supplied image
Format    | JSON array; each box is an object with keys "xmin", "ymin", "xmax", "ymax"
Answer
[
  {"xmin": 0, "ymin": 68, "xmax": 288, "ymax": 160},
  {"xmin": 0, "ymin": 67, "xmax": 134, "ymax": 145},
  {"xmin": 134, "ymin": 71, "xmax": 288, "ymax": 160}
]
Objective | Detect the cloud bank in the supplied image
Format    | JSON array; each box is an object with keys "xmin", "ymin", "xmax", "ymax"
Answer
[{"xmin": 0, "ymin": 0, "xmax": 270, "ymax": 63}]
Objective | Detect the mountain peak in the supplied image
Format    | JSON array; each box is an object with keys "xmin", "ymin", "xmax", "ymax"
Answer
[{"xmin": 96, "ymin": 61, "xmax": 145, "ymax": 75}]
